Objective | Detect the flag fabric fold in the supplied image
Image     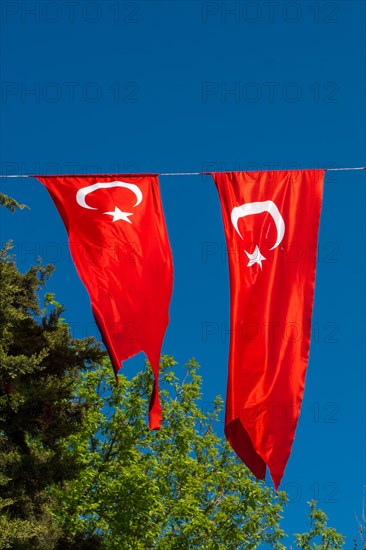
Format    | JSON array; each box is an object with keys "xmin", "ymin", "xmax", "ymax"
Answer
[
  {"xmin": 212, "ymin": 170, "xmax": 324, "ymax": 489},
  {"xmin": 37, "ymin": 174, "xmax": 173, "ymax": 430}
]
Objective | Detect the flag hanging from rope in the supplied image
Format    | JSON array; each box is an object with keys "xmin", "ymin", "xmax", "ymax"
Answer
[
  {"xmin": 37, "ymin": 174, "xmax": 173, "ymax": 430},
  {"xmin": 212, "ymin": 170, "xmax": 324, "ymax": 489}
]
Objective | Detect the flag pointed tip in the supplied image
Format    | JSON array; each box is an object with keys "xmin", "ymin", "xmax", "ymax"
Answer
[{"xmin": 149, "ymin": 410, "xmax": 162, "ymax": 430}]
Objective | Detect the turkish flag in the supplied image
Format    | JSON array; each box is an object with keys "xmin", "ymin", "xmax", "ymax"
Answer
[
  {"xmin": 212, "ymin": 170, "xmax": 324, "ymax": 489},
  {"xmin": 37, "ymin": 175, "xmax": 173, "ymax": 430}
]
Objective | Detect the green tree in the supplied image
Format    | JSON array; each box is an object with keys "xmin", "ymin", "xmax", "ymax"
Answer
[
  {"xmin": 0, "ymin": 198, "xmax": 105, "ymax": 548},
  {"xmin": 293, "ymin": 501, "xmax": 346, "ymax": 549},
  {"xmin": 53, "ymin": 356, "xmax": 345, "ymax": 549}
]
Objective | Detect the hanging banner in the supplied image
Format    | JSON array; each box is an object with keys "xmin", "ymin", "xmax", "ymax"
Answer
[
  {"xmin": 37, "ymin": 174, "xmax": 173, "ymax": 430},
  {"xmin": 212, "ymin": 170, "xmax": 324, "ymax": 488}
]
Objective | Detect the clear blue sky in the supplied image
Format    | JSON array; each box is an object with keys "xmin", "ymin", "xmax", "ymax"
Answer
[{"xmin": 1, "ymin": 0, "xmax": 365, "ymax": 544}]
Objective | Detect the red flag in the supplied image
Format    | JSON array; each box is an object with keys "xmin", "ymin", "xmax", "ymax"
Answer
[
  {"xmin": 37, "ymin": 175, "xmax": 173, "ymax": 430},
  {"xmin": 212, "ymin": 170, "xmax": 324, "ymax": 489}
]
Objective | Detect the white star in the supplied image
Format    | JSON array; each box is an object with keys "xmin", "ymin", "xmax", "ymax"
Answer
[
  {"xmin": 103, "ymin": 207, "xmax": 133, "ymax": 223},
  {"xmin": 245, "ymin": 246, "xmax": 266, "ymax": 270}
]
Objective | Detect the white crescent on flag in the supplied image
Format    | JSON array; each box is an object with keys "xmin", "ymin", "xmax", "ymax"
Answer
[
  {"xmin": 76, "ymin": 181, "xmax": 143, "ymax": 223},
  {"xmin": 231, "ymin": 200, "xmax": 285, "ymax": 269}
]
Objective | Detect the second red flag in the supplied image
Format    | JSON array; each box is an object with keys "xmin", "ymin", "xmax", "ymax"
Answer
[{"xmin": 212, "ymin": 170, "xmax": 324, "ymax": 489}]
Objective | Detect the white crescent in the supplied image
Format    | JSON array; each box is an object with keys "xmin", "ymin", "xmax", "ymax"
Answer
[
  {"xmin": 231, "ymin": 200, "xmax": 285, "ymax": 250},
  {"xmin": 76, "ymin": 181, "xmax": 143, "ymax": 210}
]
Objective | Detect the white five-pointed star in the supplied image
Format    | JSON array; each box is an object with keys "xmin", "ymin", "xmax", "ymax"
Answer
[
  {"xmin": 245, "ymin": 246, "xmax": 266, "ymax": 270},
  {"xmin": 103, "ymin": 207, "xmax": 133, "ymax": 223}
]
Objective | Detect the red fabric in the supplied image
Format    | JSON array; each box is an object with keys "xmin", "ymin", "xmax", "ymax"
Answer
[
  {"xmin": 212, "ymin": 170, "xmax": 324, "ymax": 489},
  {"xmin": 37, "ymin": 175, "xmax": 173, "ymax": 430}
]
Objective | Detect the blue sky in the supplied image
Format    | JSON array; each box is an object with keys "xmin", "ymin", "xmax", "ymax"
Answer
[{"xmin": 1, "ymin": 0, "xmax": 365, "ymax": 544}]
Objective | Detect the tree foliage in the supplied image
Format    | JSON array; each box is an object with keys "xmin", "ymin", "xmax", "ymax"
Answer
[
  {"xmin": 53, "ymin": 357, "xmax": 287, "ymax": 549},
  {"xmin": 293, "ymin": 501, "xmax": 346, "ymax": 549},
  {"xmin": 0, "ymin": 198, "xmax": 105, "ymax": 548},
  {"xmin": 50, "ymin": 356, "xmax": 344, "ymax": 550},
  {"xmin": 0, "ymin": 193, "xmax": 28, "ymax": 213}
]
